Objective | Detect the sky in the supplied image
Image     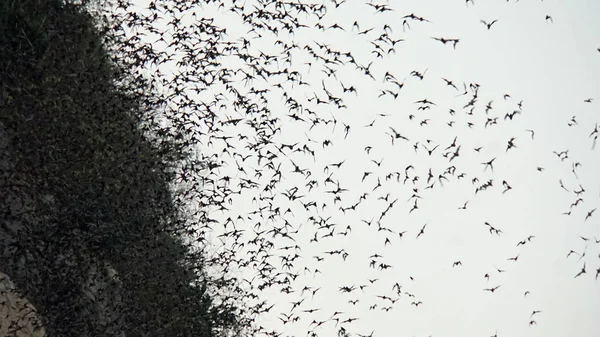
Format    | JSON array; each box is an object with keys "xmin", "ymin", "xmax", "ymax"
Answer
[{"xmin": 122, "ymin": 0, "xmax": 600, "ymax": 336}]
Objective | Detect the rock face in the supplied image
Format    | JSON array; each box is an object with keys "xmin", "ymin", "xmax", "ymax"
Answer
[
  {"xmin": 0, "ymin": 262, "xmax": 126, "ymax": 337},
  {"xmin": 0, "ymin": 272, "xmax": 45, "ymax": 337},
  {"xmin": 78, "ymin": 261, "xmax": 125, "ymax": 337}
]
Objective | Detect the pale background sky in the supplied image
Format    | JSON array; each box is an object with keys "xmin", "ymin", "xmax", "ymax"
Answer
[{"xmin": 123, "ymin": 0, "xmax": 599, "ymax": 336}]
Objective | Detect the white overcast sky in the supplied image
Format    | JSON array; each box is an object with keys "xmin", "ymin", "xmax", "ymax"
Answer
[{"xmin": 125, "ymin": 0, "xmax": 600, "ymax": 336}]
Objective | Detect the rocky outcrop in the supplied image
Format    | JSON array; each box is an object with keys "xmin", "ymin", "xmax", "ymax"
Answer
[
  {"xmin": 0, "ymin": 272, "xmax": 45, "ymax": 337},
  {"xmin": 78, "ymin": 261, "xmax": 125, "ymax": 337},
  {"xmin": 0, "ymin": 260, "xmax": 126, "ymax": 337}
]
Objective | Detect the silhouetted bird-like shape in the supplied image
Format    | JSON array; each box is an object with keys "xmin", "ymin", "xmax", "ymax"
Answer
[{"xmin": 481, "ymin": 19, "xmax": 499, "ymax": 30}]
